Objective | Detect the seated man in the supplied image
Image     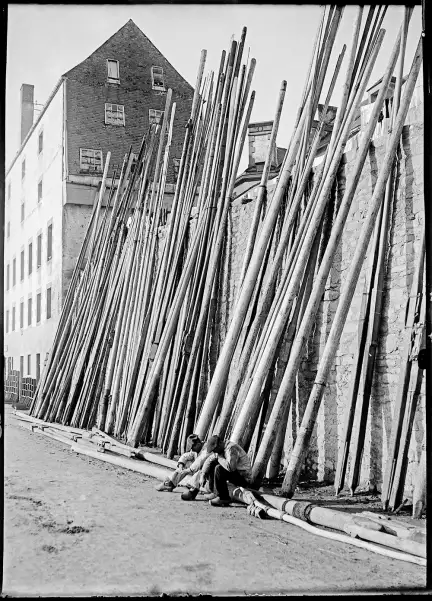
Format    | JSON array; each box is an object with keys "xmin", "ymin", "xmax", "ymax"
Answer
[
  {"xmin": 156, "ymin": 434, "xmax": 210, "ymax": 498},
  {"xmin": 200, "ymin": 434, "xmax": 252, "ymax": 506}
]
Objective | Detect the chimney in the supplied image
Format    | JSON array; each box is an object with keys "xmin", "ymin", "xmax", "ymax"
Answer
[
  {"xmin": 20, "ymin": 84, "xmax": 34, "ymax": 144},
  {"xmin": 248, "ymin": 121, "xmax": 277, "ymax": 168}
]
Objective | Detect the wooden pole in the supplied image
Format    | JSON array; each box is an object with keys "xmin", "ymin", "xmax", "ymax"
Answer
[
  {"xmin": 280, "ymin": 39, "xmax": 423, "ymax": 498},
  {"xmin": 381, "ymin": 234, "xmax": 426, "ymax": 509},
  {"xmin": 195, "ymin": 96, "xmax": 309, "ymax": 439},
  {"xmin": 388, "ymin": 322, "xmax": 426, "ymax": 511},
  {"xmin": 238, "ymin": 81, "xmax": 287, "ymax": 285},
  {"xmin": 251, "ymin": 25, "xmax": 400, "ymax": 485},
  {"xmin": 231, "ymin": 30, "xmax": 384, "ymax": 452}
]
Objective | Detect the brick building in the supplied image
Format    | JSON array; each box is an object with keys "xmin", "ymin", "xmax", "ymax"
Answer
[{"xmin": 4, "ymin": 19, "xmax": 193, "ymax": 395}]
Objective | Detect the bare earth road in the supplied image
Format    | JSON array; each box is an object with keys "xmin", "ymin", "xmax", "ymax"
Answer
[{"xmin": 3, "ymin": 407, "xmax": 426, "ymax": 596}]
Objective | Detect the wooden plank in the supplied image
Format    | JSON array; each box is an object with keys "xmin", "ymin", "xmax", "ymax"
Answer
[{"xmin": 71, "ymin": 443, "xmax": 171, "ymax": 481}]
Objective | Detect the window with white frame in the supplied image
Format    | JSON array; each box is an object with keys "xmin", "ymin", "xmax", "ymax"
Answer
[
  {"xmin": 151, "ymin": 66, "xmax": 165, "ymax": 90},
  {"xmin": 36, "ymin": 292, "xmax": 41, "ymax": 323},
  {"xmin": 107, "ymin": 59, "xmax": 120, "ymax": 83},
  {"xmin": 46, "ymin": 286, "xmax": 52, "ymax": 320},
  {"xmin": 36, "ymin": 353, "xmax": 41, "ymax": 381},
  {"xmin": 47, "ymin": 223, "xmax": 53, "ymax": 261},
  {"xmin": 28, "ymin": 296, "xmax": 32, "ymax": 326},
  {"xmin": 149, "ymin": 109, "xmax": 164, "ymax": 125},
  {"xmin": 105, "ymin": 103, "xmax": 125, "ymax": 126},
  {"xmin": 79, "ymin": 149, "xmax": 103, "ymax": 173}
]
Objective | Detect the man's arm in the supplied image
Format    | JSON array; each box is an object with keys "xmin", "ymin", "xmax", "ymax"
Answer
[
  {"xmin": 189, "ymin": 448, "xmax": 212, "ymax": 473},
  {"xmin": 201, "ymin": 452, "xmax": 219, "ymax": 476},
  {"xmin": 177, "ymin": 450, "xmax": 195, "ymax": 468}
]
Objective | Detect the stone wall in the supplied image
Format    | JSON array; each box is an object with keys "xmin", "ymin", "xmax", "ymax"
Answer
[{"xmin": 209, "ymin": 80, "xmax": 424, "ymax": 495}]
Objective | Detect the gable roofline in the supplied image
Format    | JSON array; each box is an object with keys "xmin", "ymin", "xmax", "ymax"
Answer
[
  {"xmin": 6, "ymin": 76, "xmax": 66, "ymax": 177},
  {"xmin": 63, "ymin": 19, "xmax": 194, "ymax": 92}
]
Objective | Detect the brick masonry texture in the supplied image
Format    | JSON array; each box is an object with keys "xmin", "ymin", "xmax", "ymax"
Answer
[
  {"xmin": 65, "ymin": 20, "xmax": 193, "ymax": 184},
  {"xmin": 179, "ymin": 92, "xmax": 424, "ymax": 497},
  {"xmin": 4, "ymin": 360, "xmax": 37, "ymax": 407}
]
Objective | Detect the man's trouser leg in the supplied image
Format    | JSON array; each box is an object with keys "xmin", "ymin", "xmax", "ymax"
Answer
[
  {"xmin": 213, "ymin": 465, "xmax": 249, "ymax": 501},
  {"xmin": 170, "ymin": 468, "xmax": 192, "ymax": 487}
]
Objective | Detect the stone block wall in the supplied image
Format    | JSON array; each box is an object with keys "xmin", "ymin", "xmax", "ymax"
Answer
[{"xmin": 210, "ymin": 84, "xmax": 424, "ymax": 495}]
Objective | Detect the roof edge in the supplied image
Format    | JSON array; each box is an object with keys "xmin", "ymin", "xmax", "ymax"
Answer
[{"xmin": 6, "ymin": 76, "xmax": 66, "ymax": 177}]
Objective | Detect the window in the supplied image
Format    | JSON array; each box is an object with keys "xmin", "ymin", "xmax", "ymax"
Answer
[
  {"xmin": 151, "ymin": 66, "xmax": 165, "ymax": 90},
  {"xmin": 20, "ymin": 356, "xmax": 24, "ymax": 376},
  {"xmin": 107, "ymin": 59, "xmax": 120, "ymax": 83},
  {"xmin": 149, "ymin": 109, "xmax": 164, "ymax": 125},
  {"xmin": 36, "ymin": 293, "xmax": 41, "ymax": 323},
  {"xmin": 21, "ymin": 159, "xmax": 26, "ymax": 180},
  {"xmin": 28, "ymin": 297, "xmax": 32, "ymax": 326},
  {"xmin": 28, "ymin": 242, "xmax": 33, "ymax": 275},
  {"xmin": 6, "ymin": 310, "xmax": 9, "ymax": 334},
  {"xmin": 20, "ymin": 250, "xmax": 24, "ymax": 281},
  {"xmin": 38, "ymin": 179, "xmax": 43, "ymax": 203},
  {"xmin": 46, "ymin": 286, "xmax": 52, "ymax": 319},
  {"xmin": 21, "ymin": 200, "xmax": 25, "ymax": 222},
  {"xmin": 20, "ymin": 301, "xmax": 24, "ymax": 329},
  {"xmin": 104, "ymin": 103, "xmax": 125, "ymax": 126},
  {"xmin": 79, "ymin": 149, "xmax": 103, "ymax": 173},
  {"xmin": 37, "ymin": 234, "xmax": 42, "ymax": 268},
  {"xmin": 36, "ymin": 353, "xmax": 41, "ymax": 381},
  {"xmin": 47, "ymin": 224, "xmax": 53, "ymax": 261},
  {"xmin": 38, "ymin": 130, "xmax": 43, "ymax": 154},
  {"xmin": 6, "ymin": 264, "xmax": 9, "ymax": 291},
  {"xmin": 27, "ymin": 354, "xmax": 31, "ymax": 376},
  {"xmin": 12, "ymin": 258, "xmax": 16, "ymax": 286},
  {"xmin": 12, "ymin": 306, "xmax": 16, "ymax": 331},
  {"xmin": 7, "ymin": 221, "xmax": 10, "ymax": 238}
]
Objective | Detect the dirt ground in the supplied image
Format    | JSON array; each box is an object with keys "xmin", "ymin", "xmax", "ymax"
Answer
[{"xmin": 3, "ymin": 406, "xmax": 427, "ymax": 596}]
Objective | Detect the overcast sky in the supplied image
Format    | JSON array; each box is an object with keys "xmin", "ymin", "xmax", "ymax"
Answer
[{"xmin": 6, "ymin": 4, "xmax": 422, "ymax": 170}]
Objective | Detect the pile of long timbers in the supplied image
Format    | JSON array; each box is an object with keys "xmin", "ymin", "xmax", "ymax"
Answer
[{"xmin": 26, "ymin": 5, "xmax": 425, "ymax": 555}]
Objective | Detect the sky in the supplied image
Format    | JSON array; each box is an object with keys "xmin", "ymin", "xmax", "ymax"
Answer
[{"xmin": 6, "ymin": 4, "xmax": 422, "ymax": 171}]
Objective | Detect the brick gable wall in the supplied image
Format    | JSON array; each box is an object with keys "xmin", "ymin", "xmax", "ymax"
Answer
[{"xmin": 65, "ymin": 21, "xmax": 193, "ymax": 183}]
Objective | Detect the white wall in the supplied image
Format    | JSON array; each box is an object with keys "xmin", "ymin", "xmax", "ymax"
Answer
[{"xmin": 4, "ymin": 82, "xmax": 65, "ymax": 377}]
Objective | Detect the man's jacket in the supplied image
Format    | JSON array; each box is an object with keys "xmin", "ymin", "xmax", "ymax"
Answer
[{"xmin": 202, "ymin": 441, "xmax": 252, "ymax": 481}]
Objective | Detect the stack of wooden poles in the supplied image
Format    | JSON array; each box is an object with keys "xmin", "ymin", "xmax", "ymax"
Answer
[
  {"xmin": 193, "ymin": 4, "xmax": 423, "ymax": 498},
  {"xmin": 30, "ymin": 6, "xmax": 425, "ymax": 508},
  {"xmin": 31, "ymin": 26, "xmax": 259, "ymax": 455}
]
